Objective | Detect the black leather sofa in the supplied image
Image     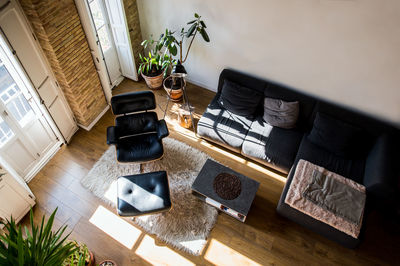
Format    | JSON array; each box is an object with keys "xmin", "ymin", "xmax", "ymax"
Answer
[{"xmin": 197, "ymin": 68, "xmax": 400, "ymax": 247}]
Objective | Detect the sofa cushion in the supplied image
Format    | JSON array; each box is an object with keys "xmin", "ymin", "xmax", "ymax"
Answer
[
  {"xmin": 197, "ymin": 97, "xmax": 253, "ymax": 152},
  {"xmin": 308, "ymin": 113, "xmax": 361, "ymax": 158},
  {"xmin": 241, "ymin": 118, "xmax": 303, "ymax": 173},
  {"xmin": 276, "ymin": 135, "xmax": 366, "ymax": 248},
  {"xmin": 264, "ymin": 83, "xmax": 316, "ymax": 130},
  {"xmin": 218, "ymin": 80, "xmax": 262, "ymax": 118},
  {"xmin": 263, "ymin": 98, "xmax": 299, "ymax": 129},
  {"xmin": 297, "ymin": 135, "xmax": 365, "ymax": 183}
]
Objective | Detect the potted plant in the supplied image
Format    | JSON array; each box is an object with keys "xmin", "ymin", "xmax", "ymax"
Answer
[
  {"xmin": 62, "ymin": 240, "xmax": 94, "ymax": 266},
  {"xmin": 160, "ymin": 13, "xmax": 210, "ymax": 100},
  {"xmin": 138, "ymin": 32, "xmax": 177, "ymax": 89},
  {"xmin": 0, "ymin": 208, "xmax": 77, "ymax": 265}
]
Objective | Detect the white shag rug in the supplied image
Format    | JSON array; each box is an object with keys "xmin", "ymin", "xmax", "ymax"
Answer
[{"xmin": 81, "ymin": 137, "xmax": 218, "ymax": 256}]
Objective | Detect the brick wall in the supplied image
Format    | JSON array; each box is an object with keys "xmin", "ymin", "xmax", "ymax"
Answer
[
  {"xmin": 123, "ymin": 0, "xmax": 143, "ymax": 70},
  {"xmin": 19, "ymin": 0, "xmax": 108, "ymax": 128}
]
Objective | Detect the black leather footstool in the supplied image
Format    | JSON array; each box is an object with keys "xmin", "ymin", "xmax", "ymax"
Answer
[{"xmin": 117, "ymin": 171, "xmax": 171, "ymax": 216}]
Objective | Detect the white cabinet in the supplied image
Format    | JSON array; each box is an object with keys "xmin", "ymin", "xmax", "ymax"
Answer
[{"xmin": 0, "ymin": 173, "xmax": 35, "ymax": 227}]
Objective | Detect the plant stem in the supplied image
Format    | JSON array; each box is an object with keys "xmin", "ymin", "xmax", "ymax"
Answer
[
  {"xmin": 179, "ymin": 40, "xmax": 183, "ymax": 62},
  {"xmin": 182, "ymin": 30, "xmax": 197, "ymax": 63}
]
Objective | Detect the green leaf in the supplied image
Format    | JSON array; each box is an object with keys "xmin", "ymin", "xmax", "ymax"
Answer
[
  {"xmin": 17, "ymin": 226, "xmax": 24, "ymax": 266},
  {"xmin": 186, "ymin": 23, "xmax": 196, "ymax": 37},
  {"xmin": 200, "ymin": 28, "xmax": 210, "ymax": 42},
  {"xmin": 0, "ymin": 208, "xmax": 75, "ymax": 265},
  {"xmin": 194, "ymin": 13, "xmax": 199, "ymax": 18},
  {"xmin": 187, "ymin": 19, "xmax": 196, "ymax": 24},
  {"xmin": 170, "ymin": 43, "xmax": 177, "ymax": 56},
  {"xmin": 148, "ymin": 51, "xmax": 152, "ymax": 58},
  {"xmin": 200, "ymin": 21, "xmax": 207, "ymax": 28}
]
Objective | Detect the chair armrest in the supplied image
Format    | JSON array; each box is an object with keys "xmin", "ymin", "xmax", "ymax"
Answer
[
  {"xmin": 157, "ymin": 119, "xmax": 169, "ymax": 140},
  {"xmin": 364, "ymin": 134, "xmax": 398, "ymax": 203},
  {"xmin": 107, "ymin": 126, "xmax": 119, "ymax": 145}
]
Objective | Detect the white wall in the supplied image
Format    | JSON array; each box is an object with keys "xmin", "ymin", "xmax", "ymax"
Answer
[{"xmin": 137, "ymin": 0, "xmax": 400, "ymax": 126}]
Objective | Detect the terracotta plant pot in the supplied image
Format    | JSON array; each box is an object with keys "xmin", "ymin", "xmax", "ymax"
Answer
[
  {"xmin": 87, "ymin": 251, "xmax": 95, "ymax": 266},
  {"xmin": 141, "ymin": 72, "xmax": 163, "ymax": 90},
  {"xmin": 99, "ymin": 260, "xmax": 117, "ymax": 266},
  {"xmin": 163, "ymin": 76, "xmax": 183, "ymax": 101}
]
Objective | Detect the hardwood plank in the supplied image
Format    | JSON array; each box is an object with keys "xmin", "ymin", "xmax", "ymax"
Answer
[{"xmin": 18, "ymin": 79, "xmax": 400, "ymax": 265}]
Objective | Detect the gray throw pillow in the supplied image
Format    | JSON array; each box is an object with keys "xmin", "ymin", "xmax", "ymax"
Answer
[{"xmin": 263, "ymin": 98, "xmax": 299, "ymax": 129}]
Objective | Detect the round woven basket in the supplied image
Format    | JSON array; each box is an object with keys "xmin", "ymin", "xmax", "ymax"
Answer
[{"xmin": 142, "ymin": 72, "xmax": 163, "ymax": 89}]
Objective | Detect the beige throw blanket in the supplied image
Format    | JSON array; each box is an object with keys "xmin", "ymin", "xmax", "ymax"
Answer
[{"xmin": 285, "ymin": 159, "xmax": 366, "ymax": 238}]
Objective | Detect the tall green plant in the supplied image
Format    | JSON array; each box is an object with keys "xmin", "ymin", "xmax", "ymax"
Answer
[
  {"xmin": 0, "ymin": 208, "xmax": 77, "ymax": 266},
  {"xmin": 178, "ymin": 13, "xmax": 210, "ymax": 63},
  {"xmin": 138, "ymin": 13, "xmax": 210, "ymax": 77}
]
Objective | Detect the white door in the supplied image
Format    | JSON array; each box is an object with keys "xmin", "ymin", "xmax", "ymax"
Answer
[
  {"xmin": 0, "ymin": 1, "xmax": 77, "ymax": 142},
  {"xmin": 88, "ymin": 0, "xmax": 122, "ymax": 87},
  {"xmin": 0, "ymin": 39, "xmax": 58, "ymax": 180},
  {"xmin": 104, "ymin": 0, "xmax": 138, "ymax": 81},
  {"xmin": 0, "ymin": 173, "xmax": 35, "ymax": 226},
  {"xmin": 75, "ymin": 0, "xmax": 112, "ymax": 103}
]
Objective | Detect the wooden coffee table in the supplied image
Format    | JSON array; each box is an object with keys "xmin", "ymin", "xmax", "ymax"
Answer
[{"xmin": 191, "ymin": 159, "xmax": 260, "ymax": 222}]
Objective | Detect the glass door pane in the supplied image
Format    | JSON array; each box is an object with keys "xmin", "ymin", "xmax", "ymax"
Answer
[
  {"xmin": 0, "ymin": 116, "xmax": 14, "ymax": 147},
  {"xmin": 89, "ymin": 0, "xmax": 112, "ymax": 52},
  {"xmin": 0, "ymin": 62, "xmax": 34, "ymax": 128}
]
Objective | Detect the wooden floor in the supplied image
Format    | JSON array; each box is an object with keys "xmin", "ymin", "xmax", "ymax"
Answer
[{"xmin": 23, "ymin": 79, "xmax": 399, "ymax": 265}]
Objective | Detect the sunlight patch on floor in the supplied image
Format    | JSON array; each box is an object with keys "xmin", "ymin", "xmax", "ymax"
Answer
[
  {"xmin": 103, "ymin": 180, "xmax": 117, "ymax": 204},
  {"xmin": 89, "ymin": 205, "xmax": 141, "ymax": 249},
  {"xmin": 135, "ymin": 235, "xmax": 195, "ymax": 266},
  {"xmin": 205, "ymin": 238, "xmax": 262, "ymax": 266}
]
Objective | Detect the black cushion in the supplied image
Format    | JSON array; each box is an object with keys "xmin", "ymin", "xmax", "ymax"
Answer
[
  {"xmin": 308, "ymin": 112, "xmax": 361, "ymax": 158},
  {"xmin": 111, "ymin": 90, "xmax": 156, "ymax": 115},
  {"xmin": 218, "ymin": 80, "xmax": 262, "ymax": 118},
  {"xmin": 296, "ymin": 135, "xmax": 365, "ymax": 183},
  {"xmin": 241, "ymin": 119, "xmax": 303, "ymax": 173},
  {"xmin": 115, "ymin": 112, "xmax": 158, "ymax": 137},
  {"xmin": 116, "ymin": 134, "xmax": 163, "ymax": 163},
  {"xmin": 117, "ymin": 171, "xmax": 171, "ymax": 216}
]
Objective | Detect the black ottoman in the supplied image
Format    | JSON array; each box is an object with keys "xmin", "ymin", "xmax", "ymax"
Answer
[{"xmin": 117, "ymin": 171, "xmax": 171, "ymax": 216}]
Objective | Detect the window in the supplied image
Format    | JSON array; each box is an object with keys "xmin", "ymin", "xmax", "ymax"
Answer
[{"xmin": 89, "ymin": 0, "xmax": 112, "ymax": 52}]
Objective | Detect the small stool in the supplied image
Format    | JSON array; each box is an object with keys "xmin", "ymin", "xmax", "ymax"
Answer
[{"xmin": 117, "ymin": 171, "xmax": 171, "ymax": 216}]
